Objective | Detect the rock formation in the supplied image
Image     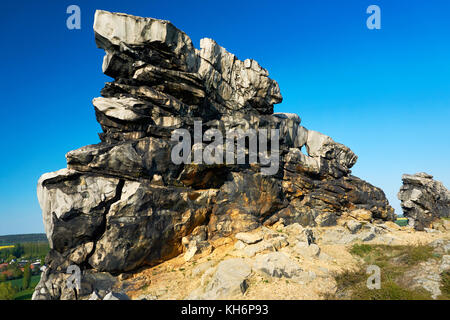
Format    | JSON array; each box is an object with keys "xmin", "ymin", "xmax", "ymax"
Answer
[
  {"xmin": 32, "ymin": 10, "xmax": 394, "ymax": 300},
  {"xmin": 398, "ymin": 172, "xmax": 450, "ymax": 230}
]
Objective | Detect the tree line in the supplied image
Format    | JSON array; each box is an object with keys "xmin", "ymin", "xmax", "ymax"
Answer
[{"xmin": 0, "ymin": 242, "xmax": 49, "ymax": 262}]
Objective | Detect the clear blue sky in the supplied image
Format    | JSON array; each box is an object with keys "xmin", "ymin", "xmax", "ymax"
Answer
[{"xmin": 0, "ymin": 0, "xmax": 449, "ymax": 235}]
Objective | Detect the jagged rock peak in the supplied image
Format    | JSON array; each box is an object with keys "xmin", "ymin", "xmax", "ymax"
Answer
[{"xmin": 93, "ymin": 10, "xmax": 282, "ymax": 121}]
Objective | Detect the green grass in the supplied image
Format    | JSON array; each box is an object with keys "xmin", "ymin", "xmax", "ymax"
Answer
[
  {"xmin": 351, "ymin": 280, "xmax": 432, "ymax": 300},
  {"xmin": 400, "ymin": 245, "xmax": 436, "ymax": 265},
  {"xmin": 440, "ymin": 271, "xmax": 450, "ymax": 297},
  {"xmin": 15, "ymin": 275, "xmax": 41, "ymax": 300},
  {"xmin": 325, "ymin": 244, "xmax": 440, "ymax": 300},
  {"xmin": 350, "ymin": 244, "xmax": 374, "ymax": 257},
  {"xmin": 2, "ymin": 274, "xmax": 41, "ymax": 300},
  {"xmin": 14, "ymin": 288, "xmax": 35, "ymax": 300},
  {"xmin": 6, "ymin": 274, "xmax": 41, "ymax": 290}
]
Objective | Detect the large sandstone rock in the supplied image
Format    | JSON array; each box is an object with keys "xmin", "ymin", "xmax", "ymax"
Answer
[
  {"xmin": 34, "ymin": 10, "xmax": 395, "ymax": 300},
  {"xmin": 398, "ymin": 173, "xmax": 450, "ymax": 230}
]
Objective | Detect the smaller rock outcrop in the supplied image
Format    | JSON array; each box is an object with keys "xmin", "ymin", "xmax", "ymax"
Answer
[{"xmin": 398, "ymin": 173, "xmax": 450, "ymax": 230}]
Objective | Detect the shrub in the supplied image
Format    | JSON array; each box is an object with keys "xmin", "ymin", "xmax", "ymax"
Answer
[
  {"xmin": 0, "ymin": 282, "xmax": 16, "ymax": 300},
  {"xmin": 352, "ymin": 280, "xmax": 432, "ymax": 300},
  {"xmin": 326, "ymin": 243, "xmax": 439, "ymax": 300}
]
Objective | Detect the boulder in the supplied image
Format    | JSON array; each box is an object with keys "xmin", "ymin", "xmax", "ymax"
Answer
[
  {"xmin": 190, "ymin": 258, "xmax": 251, "ymax": 299},
  {"xmin": 346, "ymin": 220, "xmax": 363, "ymax": 234},
  {"xmin": 103, "ymin": 292, "xmax": 130, "ymax": 300},
  {"xmin": 294, "ymin": 242, "xmax": 321, "ymax": 258},
  {"xmin": 88, "ymin": 290, "xmax": 102, "ymax": 300},
  {"xmin": 430, "ymin": 239, "xmax": 450, "ymax": 255},
  {"xmin": 242, "ymin": 240, "xmax": 276, "ymax": 258},
  {"xmin": 398, "ymin": 173, "xmax": 450, "ymax": 230},
  {"xmin": 439, "ymin": 255, "xmax": 450, "ymax": 273},
  {"xmin": 253, "ymin": 252, "xmax": 303, "ymax": 278},
  {"xmin": 235, "ymin": 231, "xmax": 264, "ymax": 244},
  {"xmin": 320, "ymin": 226, "xmax": 377, "ymax": 245}
]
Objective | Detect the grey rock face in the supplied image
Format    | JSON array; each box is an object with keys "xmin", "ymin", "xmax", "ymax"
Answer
[
  {"xmin": 34, "ymin": 10, "xmax": 395, "ymax": 299},
  {"xmin": 402, "ymin": 257, "xmax": 446, "ymax": 299},
  {"xmin": 32, "ymin": 268, "xmax": 118, "ymax": 301},
  {"xmin": 253, "ymin": 252, "xmax": 302, "ymax": 278},
  {"xmin": 37, "ymin": 169, "xmax": 120, "ymax": 251},
  {"xmin": 103, "ymin": 292, "xmax": 130, "ymax": 300},
  {"xmin": 430, "ymin": 239, "xmax": 450, "ymax": 255},
  {"xmin": 346, "ymin": 220, "xmax": 363, "ymax": 234},
  {"xmin": 320, "ymin": 226, "xmax": 379, "ymax": 245},
  {"xmin": 235, "ymin": 231, "xmax": 264, "ymax": 244},
  {"xmin": 189, "ymin": 258, "xmax": 251, "ymax": 299},
  {"xmin": 398, "ymin": 172, "xmax": 450, "ymax": 230},
  {"xmin": 88, "ymin": 181, "xmax": 213, "ymax": 272},
  {"xmin": 439, "ymin": 255, "xmax": 450, "ymax": 273},
  {"xmin": 294, "ymin": 242, "xmax": 321, "ymax": 258},
  {"xmin": 89, "ymin": 290, "xmax": 102, "ymax": 300}
]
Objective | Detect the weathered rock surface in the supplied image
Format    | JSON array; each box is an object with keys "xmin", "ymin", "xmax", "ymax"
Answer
[
  {"xmin": 33, "ymin": 10, "xmax": 395, "ymax": 300},
  {"xmin": 188, "ymin": 258, "xmax": 251, "ymax": 299},
  {"xmin": 103, "ymin": 292, "xmax": 130, "ymax": 300},
  {"xmin": 253, "ymin": 252, "xmax": 303, "ymax": 279},
  {"xmin": 401, "ymin": 258, "xmax": 445, "ymax": 299},
  {"xmin": 320, "ymin": 225, "xmax": 382, "ymax": 245},
  {"xmin": 430, "ymin": 239, "xmax": 450, "ymax": 255},
  {"xmin": 294, "ymin": 242, "xmax": 321, "ymax": 258},
  {"xmin": 346, "ymin": 220, "xmax": 363, "ymax": 234},
  {"xmin": 398, "ymin": 173, "xmax": 450, "ymax": 230},
  {"xmin": 235, "ymin": 231, "xmax": 264, "ymax": 244}
]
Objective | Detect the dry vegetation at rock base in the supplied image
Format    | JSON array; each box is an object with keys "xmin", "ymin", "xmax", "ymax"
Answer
[
  {"xmin": 327, "ymin": 244, "xmax": 448, "ymax": 300},
  {"xmin": 119, "ymin": 218, "xmax": 450, "ymax": 301}
]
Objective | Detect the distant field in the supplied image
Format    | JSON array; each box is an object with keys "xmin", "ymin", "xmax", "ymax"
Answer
[
  {"xmin": 0, "ymin": 245, "xmax": 14, "ymax": 250},
  {"xmin": 395, "ymin": 217, "xmax": 409, "ymax": 227},
  {"xmin": 0, "ymin": 234, "xmax": 47, "ymax": 245}
]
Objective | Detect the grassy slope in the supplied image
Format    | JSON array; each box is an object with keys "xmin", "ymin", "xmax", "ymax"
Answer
[{"xmin": 3, "ymin": 274, "xmax": 41, "ymax": 300}]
